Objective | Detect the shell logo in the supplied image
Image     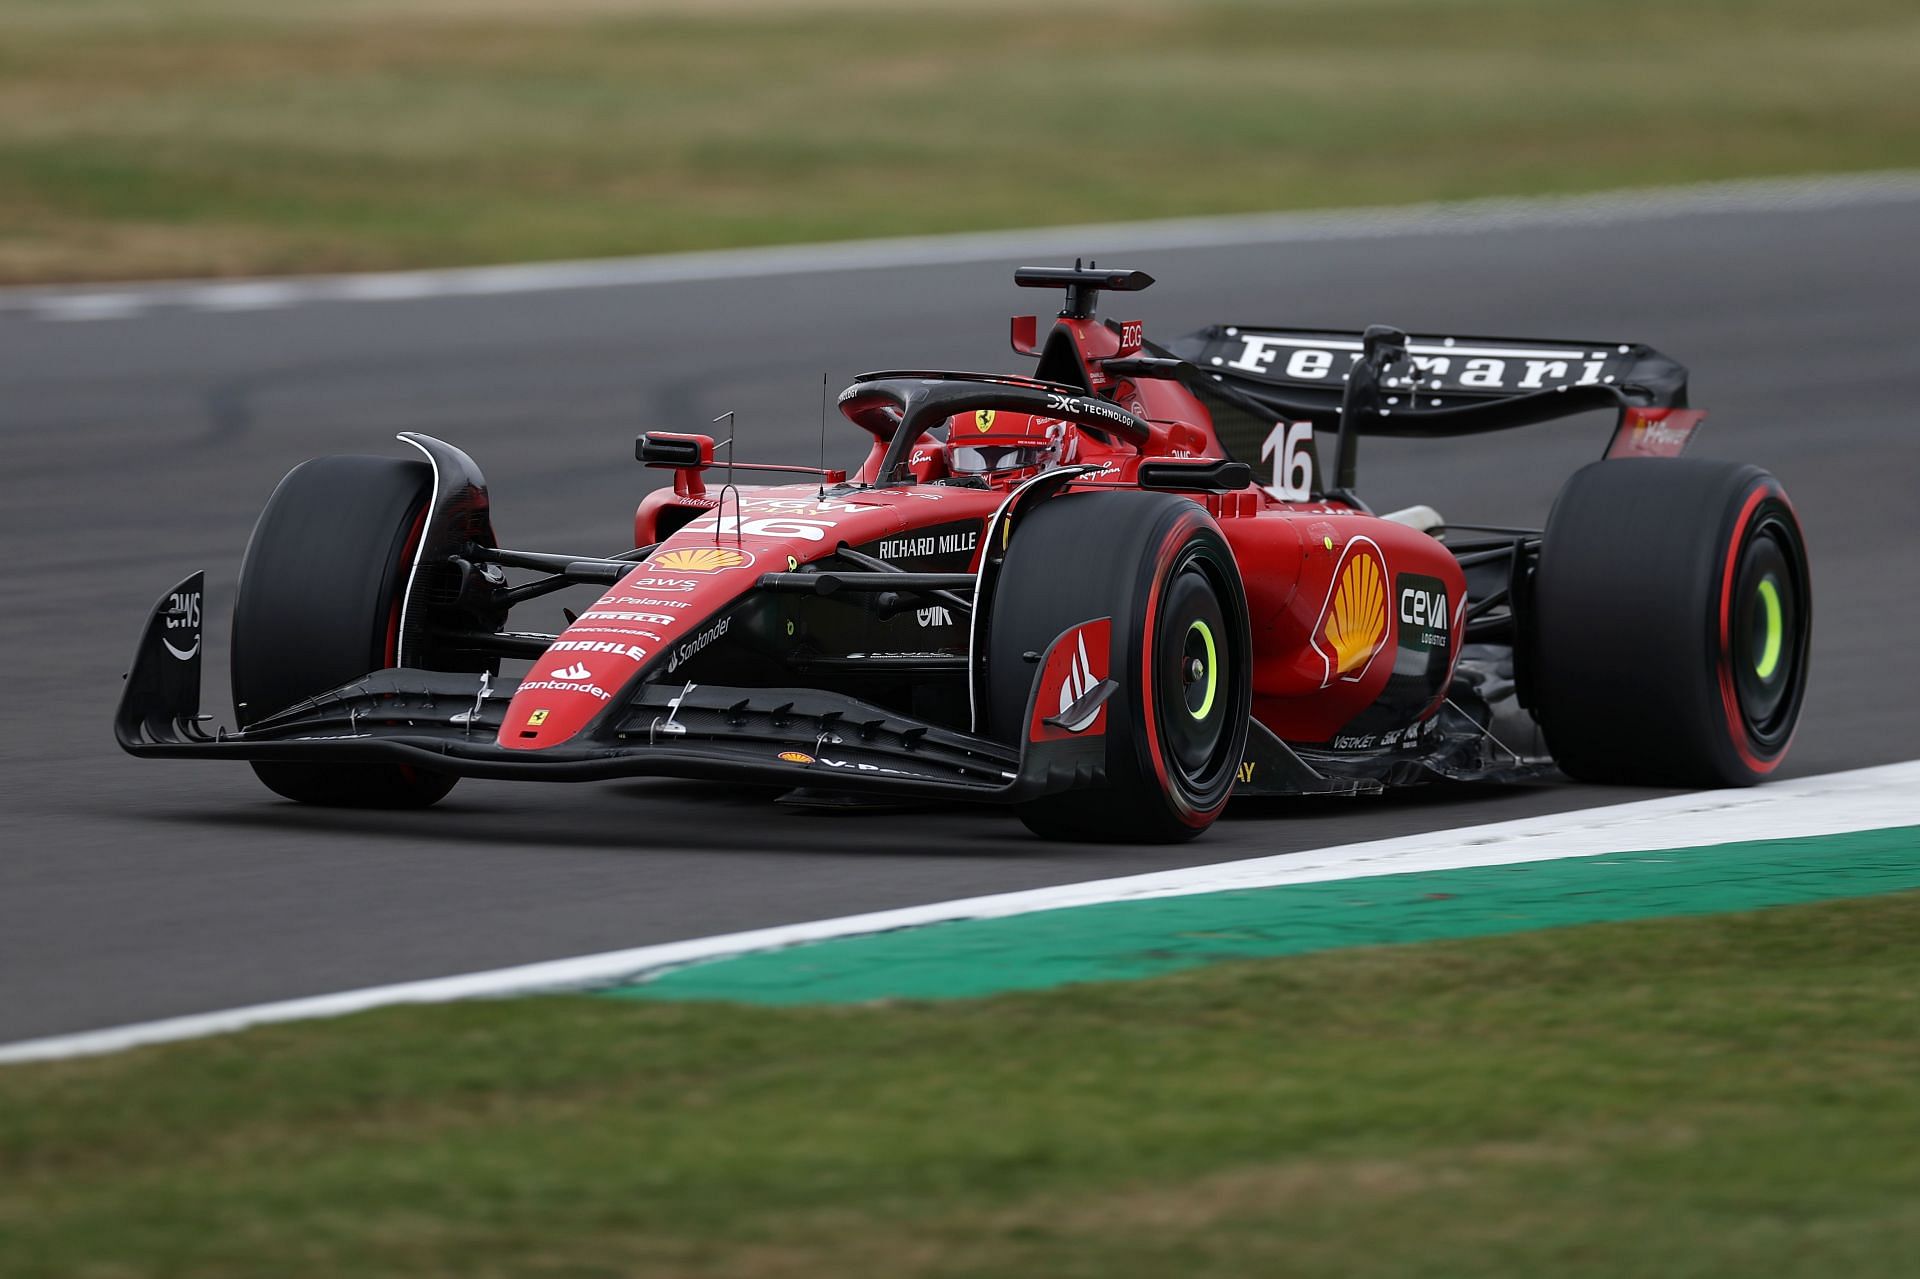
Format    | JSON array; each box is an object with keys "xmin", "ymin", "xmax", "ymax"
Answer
[
  {"xmin": 778, "ymin": 750, "xmax": 815, "ymax": 765},
  {"xmin": 649, "ymin": 546, "xmax": 755, "ymax": 573},
  {"xmin": 1313, "ymin": 540, "xmax": 1389, "ymax": 686}
]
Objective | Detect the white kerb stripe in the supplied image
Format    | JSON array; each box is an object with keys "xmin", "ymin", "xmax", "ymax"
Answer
[{"xmin": 5, "ymin": 171, "xmax": 1919, "ymax": 322}]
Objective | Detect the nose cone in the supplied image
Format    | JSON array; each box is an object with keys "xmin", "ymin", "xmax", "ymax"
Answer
[
  {"xmin": 499, "ymin": 640, "xmax": 650, "ymax": 749},
  {"xmin": 497, "ymin": 486, "xmax": 950, "ymax": 750},
  {"xmin": 497, "ymin": 549, "xmax": 767, "ymax": 750}
]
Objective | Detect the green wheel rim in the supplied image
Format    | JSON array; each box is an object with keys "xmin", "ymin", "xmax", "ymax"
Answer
[
  {"xmin": 1728, "ymin": 513, "xmax": 1806, "ymax": 749},
  {"xmin": 1186, "ymin": 619, "xmax": 1218, "ymax": 720},
  {"xmin": 1153, "ymin": 542, "xmax": 1242, "ymax": 797},
  {"xmin": 1754, "ymin": 577, "xmax": 1783, "ymax": 680}
]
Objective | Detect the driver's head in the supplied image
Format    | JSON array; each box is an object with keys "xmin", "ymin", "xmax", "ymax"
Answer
[{"xmin": 946, "ymin": 409, "xmax": 1070, "ymax": 477}]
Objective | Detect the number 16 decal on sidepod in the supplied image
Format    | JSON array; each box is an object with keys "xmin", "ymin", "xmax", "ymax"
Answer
[{"xmin": 1261, "ymin": 421, "xmax": 1314, "ymax": 502}]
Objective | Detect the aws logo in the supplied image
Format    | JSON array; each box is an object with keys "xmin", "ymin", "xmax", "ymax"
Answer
[
  {"xmin": 1310, "ymin": 539, "xmax": 1389, "ymax": 687},
  {"xmin": 161, "ymin": 588, "xmax": 202, "ymax": 661}
]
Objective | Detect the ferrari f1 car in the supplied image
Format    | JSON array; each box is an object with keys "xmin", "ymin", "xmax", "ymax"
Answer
[{"xmin": 118, "ymin": 265, "xmax": 1811, "ymax": 841}]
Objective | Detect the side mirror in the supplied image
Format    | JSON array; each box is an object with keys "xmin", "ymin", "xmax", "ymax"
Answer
[
  {"xmin": 636, "ymin": 431, "xmax": 716, "ymax": 499},
  {"xmin": 1137, "ymin": 458, "xmax": 1253, "ymax": 493},
  {"xmin": 635, "ymin": 432, "xmax": 716, "ymax": 468}
]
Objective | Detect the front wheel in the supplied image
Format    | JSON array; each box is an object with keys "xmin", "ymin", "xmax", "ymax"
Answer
[
  {"xmin": 1530, "ymin": 458, "xmax": 1811, "ymax": 787},
  {"xmin": 988, "ymin": 491, "xmax": 1251, "ymax": 842},
  {"xmin": 231, "ymin": 454, "xmax": 458, "ymax": 808}
]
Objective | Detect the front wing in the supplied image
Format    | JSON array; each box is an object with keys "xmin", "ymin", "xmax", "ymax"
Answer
[{"xmin": 115, "ymin": 574, "xmax": 1089, "ymax": 804}]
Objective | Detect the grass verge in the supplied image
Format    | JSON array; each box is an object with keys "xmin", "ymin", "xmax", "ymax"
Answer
[
  {"xmin": 1, "ymin": 0, "xmax": 1917, "ymax": 283},
  {"xmin": 4, "ymin": 890, "xmax": 1919, "ymax": 1277}
]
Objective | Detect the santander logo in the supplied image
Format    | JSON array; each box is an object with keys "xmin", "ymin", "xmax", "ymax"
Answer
[
  {"xmin": 1055, "ymin": 633, "xmax": 1103, "ymax": 731},
  {"xmin": 1029, "ymin": 617, "xmax": 1114, "ymax": 743},
  {"xmin": 551, "ymin": 661, "xmax": 593, "ymax": 681}
]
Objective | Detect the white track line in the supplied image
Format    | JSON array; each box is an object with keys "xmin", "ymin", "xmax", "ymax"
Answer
[
  {"xmin": 6, "ymin": 171, "xmax": 1919, "ymax": 323},
  {"xmin": 4, "ymin": 760, "xmax": 1915, "ymax": 1065}
]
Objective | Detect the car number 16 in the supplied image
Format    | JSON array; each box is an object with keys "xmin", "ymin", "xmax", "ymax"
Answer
[{"xmin": 1261, "ymin": 421, "xmax": 1314, "ymax": 502}]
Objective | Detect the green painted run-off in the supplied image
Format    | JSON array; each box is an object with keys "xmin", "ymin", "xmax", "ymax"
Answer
[{"xmin": 612, "ymin": 826, "xmax": 1920, "ymax": 1005}]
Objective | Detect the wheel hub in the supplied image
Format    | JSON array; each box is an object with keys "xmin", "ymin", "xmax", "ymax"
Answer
[
  {"xmin": 1730, "ymin": 521, "xmax": 1803, "ymax": 739},
  {"xmin": 1181, "ymin": 619, "xmax": 1218, "ymax": 721}
]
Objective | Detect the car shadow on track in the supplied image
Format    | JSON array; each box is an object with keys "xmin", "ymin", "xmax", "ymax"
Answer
[
  {"xmin": 123, "ymin": 773, "xmax": 1647, "ymax": 863},
  {"xmin": 136, "ymin": 778, "xmax": 1052, "ymax": 859}
]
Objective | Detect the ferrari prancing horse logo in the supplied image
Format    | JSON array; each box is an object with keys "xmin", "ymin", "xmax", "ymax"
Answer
[{"xmin": 974, "ymin": 409, "xmax": 996, "ymax": 433}]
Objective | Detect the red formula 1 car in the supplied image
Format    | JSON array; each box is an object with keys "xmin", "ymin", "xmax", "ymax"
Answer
[{"xmin": 118, "ymin": 265, "xmax": 1811, "ymax": 841}]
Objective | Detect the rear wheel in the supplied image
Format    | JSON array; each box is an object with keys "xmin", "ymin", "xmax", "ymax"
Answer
[
  {"xmin": 988, "ymin": 492, "xmax": 1251, "ymax": 842},
  {"xmin": 1531, "ymin": 458, "xmax": 1811, "ymax": 787},
  {"xmin": 232, "ymin": 455, "xmax": 458, "ymax": 808}
]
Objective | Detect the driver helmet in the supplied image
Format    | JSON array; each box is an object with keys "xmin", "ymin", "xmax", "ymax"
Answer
[{"xmin": 946, "ymin": 409, "xmax": 1072, "ymax": 477}]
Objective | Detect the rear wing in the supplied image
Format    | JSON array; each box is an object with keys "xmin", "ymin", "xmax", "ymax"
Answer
[{"xmin": 1160, "ymin": 324, "xmax": 1700, "ymax": 499}]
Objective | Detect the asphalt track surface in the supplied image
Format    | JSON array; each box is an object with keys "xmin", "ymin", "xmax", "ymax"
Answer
[{"xmin": 4, "ymin": 191, "xmax": 1918, "ymax": 1044}]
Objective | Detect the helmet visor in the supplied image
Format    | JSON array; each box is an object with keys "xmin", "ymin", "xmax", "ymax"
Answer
[{"xmin": 949, "ymin": 441, "xmax": 1057, "ymax": 475}]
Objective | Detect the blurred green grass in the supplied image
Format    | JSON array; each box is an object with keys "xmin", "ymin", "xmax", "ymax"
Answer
[
  {"xmin": 0, "ymin": 0, "xmax": 1915, "ymax": 282},
  {"xmin": 4, "ymin": 891, "xmax": 1919, "ymax": 1277}
]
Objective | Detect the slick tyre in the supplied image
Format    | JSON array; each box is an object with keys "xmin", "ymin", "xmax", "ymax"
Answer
[
  {"xmin": 989, "ymin": 491, "xmax": 1251, "ymax": 842},
  {"xmin": 1531, "ymin": 458, "xmax": 1810, "ymax": 787},
  {"xmin": 231, "ymin": 455, "xmax": 457, "ymax": 808}
]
